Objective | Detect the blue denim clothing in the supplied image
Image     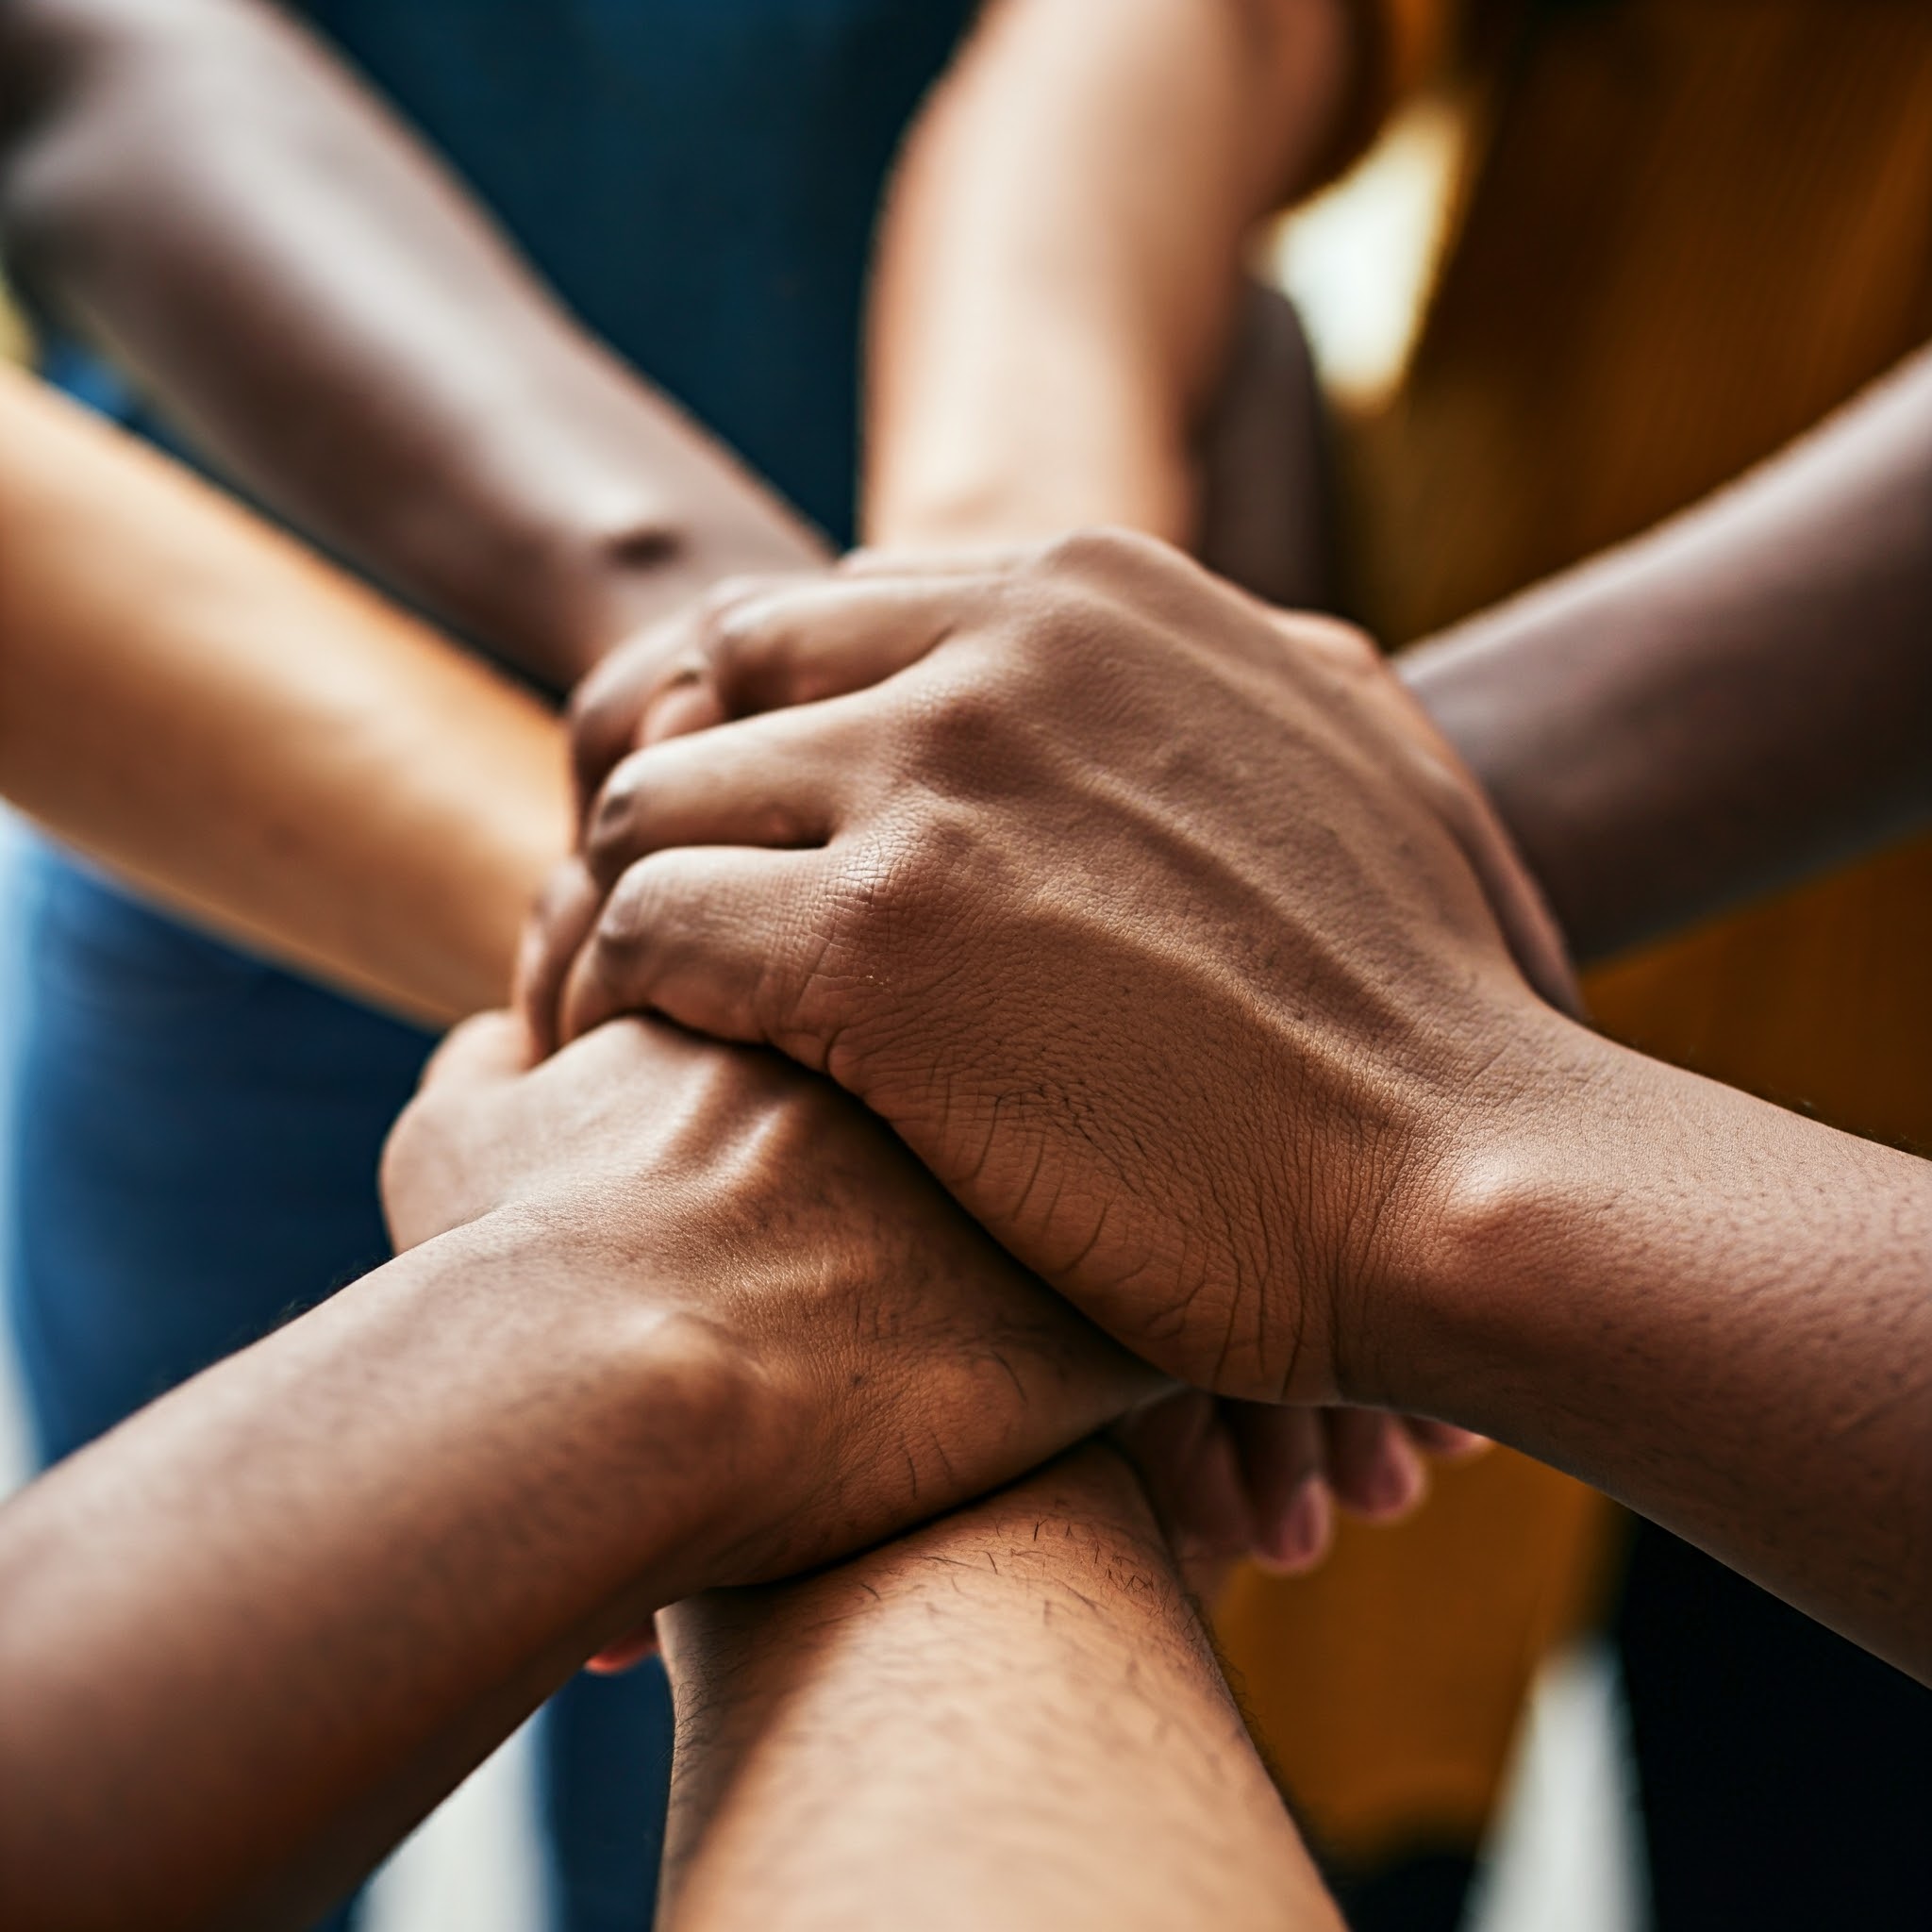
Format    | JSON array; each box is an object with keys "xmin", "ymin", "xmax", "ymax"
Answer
[{"xmin": 6, "ymin": 5, "xmax": 975, "ymax": 1926}]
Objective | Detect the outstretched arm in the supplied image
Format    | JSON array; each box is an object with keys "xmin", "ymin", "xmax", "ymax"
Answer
[
  {"xmin": 864, "ymin": 0, "xmax": 1374, "ymax": 555},
  {"xmin": 0, "ymin": 1013, "xmax": 1150, "ymax": 1931},
  {"xmin": 661, "ymin": 1444, "xmax": 1341, "ymax": 1932},
  {"xmin": 1402, "ymin": 345, "xmax": 1932, "ymax": 961},
  {"xmin": 536, "ymin": 536, "xmax": 1932, "ymax": 1682},
  {"xmin": 0, "ymin": 0, "xmax": 825, "ymax": 687},
  {"xmin": 0, "ymin": 364, "xmax": 567, "ymax": 1024}
]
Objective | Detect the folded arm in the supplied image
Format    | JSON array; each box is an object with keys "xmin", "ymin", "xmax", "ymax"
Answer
[
  {"xmin": 1402, "ymin": 345, "xmax": 1932, "ymax": 960},
  {"xmin": 661, "ymin": 1444, "xmax": 1341, "ymax": 1932},
  {"xmin": 0, "ymin": 0, "xmax": 824, "ymax": 686},
  {"xmin": 864, "ymin": 0, "xmax": 1364, "ymax": 551},
  {"xmin": 0, "ymin": 365, "xmax": 566, "ymax": 1024}
]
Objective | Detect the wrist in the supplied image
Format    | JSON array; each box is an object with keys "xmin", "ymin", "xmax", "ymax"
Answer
[
  {"xmin": 1341, "ymin": 1008, "xmax": 1633, "ymax": 1422},
  {"xmin": 391, "ymin": 1209, "xmax": 768, "ymax": 1610}
]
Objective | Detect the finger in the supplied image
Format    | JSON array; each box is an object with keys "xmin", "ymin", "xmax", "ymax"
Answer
[
  {"xmin": 585, "ymin": 1620, "xmax": 662, "ymax": 1676},
  {"xmin": 1402, "ymin": 1419, "xmax": 1491, "ymax": 1462},
  {"xmin": 417, "ymin": 1009, "xmax": 535, "ymax": 1097},
  {"xmin": 558, "ymin": 844, "xmax": 837, "ymax": 1049},
  {"xmin": 583, "ymin": 704, "xmax": 860, "ymax": 890},
  {"xmin": 1324, "ymin": 1408, "xmax": 1429, "ymax": 1523},
  {"xmin": 1114, "ymin": 1392, "xmax": 1257, "ymax": 1594},
  {"xmin": 567, "ymin": 573, "xmax": 824, "ymax": 811},
  {"xmin": 514, "ymin": 858, "xmax": 602, "ymax": 1058},
  {"xmin": 632, "ymin": 574, "xmax": 971, "ymax": 747},
  {"xmin": 568, "ymin": 610, "xmax": 695, "ymax": 816},
  {"xmin": 1227, "ymin": 1402, "xmax": 1335, "ymax": 1576}
]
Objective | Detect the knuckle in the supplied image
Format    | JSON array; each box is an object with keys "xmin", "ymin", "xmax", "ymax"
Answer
[
  {"xmin": 1033, "ymin": 524, "xmax": 1173, "ymax": 583},
  {"xmin": 588, "ymin": 861, "xmax": 666, "ymax": 971},
  {"xmin": 584, "ymin": 757, "xmax": 651, "ymax": 877}
]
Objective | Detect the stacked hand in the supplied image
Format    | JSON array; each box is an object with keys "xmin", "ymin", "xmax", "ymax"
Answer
[
  {"xmin": 514, "ymin": 534, "xmax": 1580, "ymax": 1571},
  {"xmin": 385, "ymin": 1009, "xmax": 1158, "ymax": 1593}
]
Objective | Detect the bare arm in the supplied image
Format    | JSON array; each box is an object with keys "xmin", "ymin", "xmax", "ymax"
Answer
[
  {"xmin": 0, "ymin": 364, "xmax": 568, "ymax": 1024},
  {"xmin": 0, "ymin": 1012, "xmax": 1151, "ymax": 1931},
  {"xmin": 0, "ymin": 0, "xmax": 825, "ymax": 688},
  {"xmin": 1402, "ymin": 345, "xmax": 1932, "ymax": 961},
  {"xmin": 661, "ymin": 1444, "xmax": 1341, "ymax": 1932},
  {"xmin": 864, "ymin": 0, "xmax": 1361, "ymax": 551},
  {"xmin": 535, "ymin": 538, "xmax": 1932, "ymax": 1682}
]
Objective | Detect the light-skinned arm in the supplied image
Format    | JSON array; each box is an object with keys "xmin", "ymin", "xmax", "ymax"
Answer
[
  {"xmin": 864, "ymin": 0, "xmax": 1362, "ymax": 554},
  {"xmin": 661, "ymin": 1444, "xmax": 1341, "ymax": 1932},
  {"xmin": 0, "ymin": 1012, "xmax": 1152, "ymax": 1931},
  {"xmin": 0, "ymin": 0, "xmax": 826, "ymax": 690},
  {"xmin": 1401, "ymin": 344, "xmax": 1932, "ymax": 960},
  {"xmin": 0, "ymin": 363, "xmax": 567, "ymax": 1024},
  {"xmin": 533, "ymin": 535, "xmax": 1932, "ymax": 1683}
]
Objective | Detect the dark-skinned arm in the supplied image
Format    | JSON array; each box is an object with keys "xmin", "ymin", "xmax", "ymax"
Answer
[
  {"xmin": 0, "ymin": 0, "xmax": 826, "ymax": 689},
  {"xmin": 1402, "ymin": 345, "xmax": 1932, "ymax": 962}
]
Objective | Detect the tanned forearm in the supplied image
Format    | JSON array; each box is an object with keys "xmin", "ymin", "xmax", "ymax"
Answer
[
  {"xmin": 0, "ymin": 1215, "xmax": 742, "ymax": 1932},
  {"xmin": 660, "ymin": 1444, "xmax": 1340, "ymax": 1932},
  {"xmin": 1403, "ymin": 346, "xmax": 1932, "ymax": 961},
  {"xmin": 0, "ymin": 366, "xmax": 568, "ymax": 1024},
  {"xmin": 0, "ymin": 0, "xmax": 824, "ymax": 687},
  {"xmin": 865, "ymin": 0, "xmax": 1354, "ymax": 550}
]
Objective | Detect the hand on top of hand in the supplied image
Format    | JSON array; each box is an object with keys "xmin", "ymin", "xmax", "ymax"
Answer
[
  {"xmin": 381, "ymin": 1008, "xmax": 1156, "ymax": 1593},
  {"xmin": 525, "ymin": 532, "xmax": 1578, "ymax": 1425}
]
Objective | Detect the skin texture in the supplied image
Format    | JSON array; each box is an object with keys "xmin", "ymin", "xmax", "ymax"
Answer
[
  {"xmin": 0, "ymin": 0, "xmax": 826, "ymax": 689},
  {"xmin": 1402, "ymin": 345, "xmax": 1932, "ymax": 961},
  {"xmin": 0, "ymin": 364, "xmax": 569, "ymax": 1024},
  {"xmin": 0, "ymin": 1011, "xmax": 1154, "ymax": 1931},
  {"xmin": 661, "ymin": 1445, "xmax": 1343, "ymax": 1932},
  {"xmin": 535, "ymin": 534, "xmax": 1575, "ymax": 1405},
  {"xmin": 531, "ymin": 531, "xmax": 1932, "ymax": 1681},
  {"xmin": 864, "ymin": 0, "xmax": 1353, "ymax": 555}
]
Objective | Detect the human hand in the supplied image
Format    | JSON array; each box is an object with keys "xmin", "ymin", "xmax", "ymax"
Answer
[
  {"xmin": 381, "ymin": 1010, "xmax": 1158, "ymax": 1591},
  {"xmin": 525, "ymin": 532, "xmax": 1578, "ymax": 1409}
]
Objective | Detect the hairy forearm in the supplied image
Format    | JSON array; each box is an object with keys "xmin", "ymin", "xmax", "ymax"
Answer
[
  {"xmin": 0, "ymin": 366, "xmax": 568, "ymax": 1024},
  {"xmin": 0, "ymin": 0, "xmax": 824, "ymax": 684},
  {"xmin": 1403, "ymin": 347, "xmax": 1932, "ymax": 961},
  {"xmin": 0, "ymin": 1214, "xmax": 739, "ymax": 1931},
  {"xmin": 660, "ymin": 1444, "xmax": 1338, "ymax": 1932},
  {"xmin": 1373, "ymin": 1013, "xmax": 1932, "ymax": 1683},
  {"xmin": 865, "ymin": 0, "xmax": 1350, "ymax": 549}
]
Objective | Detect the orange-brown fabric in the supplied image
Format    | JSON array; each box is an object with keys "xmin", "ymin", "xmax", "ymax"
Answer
[
  {"xmin": 1218, "ymin": 0, "xmax": 1932, "ymax": 1865},
  {"xmin": 1218, "ymin": 1452, "xmax": 1620, "ymax": 1857}
]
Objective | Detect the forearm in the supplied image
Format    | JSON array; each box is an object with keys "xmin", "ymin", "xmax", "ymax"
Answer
[
  {"xmin": 0, "ymin": 367, "xmax": 568, "ymax": 1025},
  {"xmin": 0, "ymin": 1214, "xmax": 739, "ymax": 1931},
  {"xmin": 1372, "ymin": 1011, "xmax": 1932, "ymax": 1683},
  {"xmin": 0, "ymin": 0, "xmax": 824, "ymax": 684},
  {"xmin": 660, "ymin": 1443, "xmax": 1339, "ymax": 1932},
  {"xmin": 1402, "ymin": 347, "xmax": 1932, "ymax": 961},
  {"xmin": 865, "ymin": 0, "xmax": 1351, "ymax": 549}
]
